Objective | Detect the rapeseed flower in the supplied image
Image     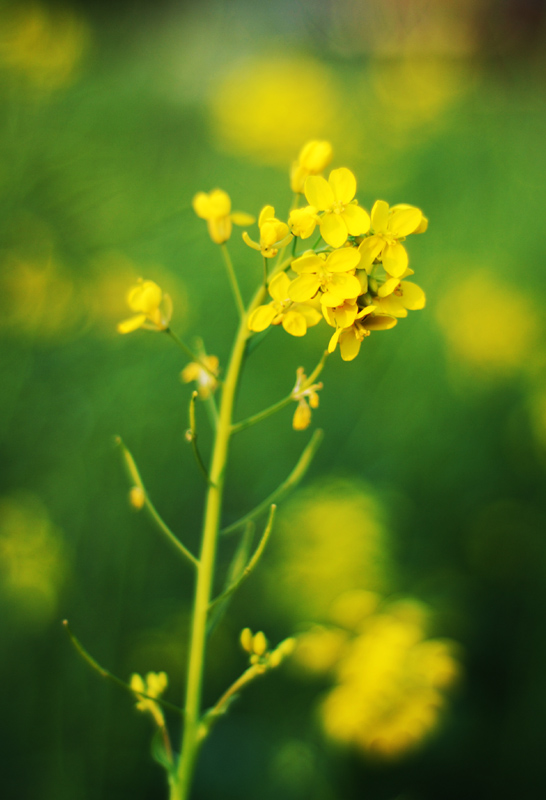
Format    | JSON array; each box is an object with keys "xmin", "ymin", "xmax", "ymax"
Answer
[
  {"xmin": 375, "ymin": 271, "xmax": 426, "ymax": 318},
  {"xmin": 328, "ymin": 308, "xmax": 397, "ymax": 362},
  {"xmin": 117, "ymin": 279, "xmax": 172, "ymax": 334},
  {"xmin": 181, "ymin": 354, "xmax": 220, "ymax": 399},
  {"xmin": 243, "ymin": 205, "xmax": 292, "ymax": 258},
  {"xmin": 291, "ymin": 367, "xmax": 323, "ymax": 431},
  {"xmin": 304, "ymin": 168, "xmax": 370, "ymax": 248},
  {"xmin": 130, "ymin": 671, "xmax": 169, "ymax": 728},
  {"xmin": 193, "ymin": 189, "xmax": 254, "ymax": 245},
  {"xmin": 358, "ymin": 201, "xmax": 423, "ymax": 278},
  {"xmin": 248, "ymin": 272, "xmax": 321, "ymax": 337},
  {"xmin": 290, "ymin": 140, "xmax": 333, "ymax": 194},
  {"xmin": 289, "ymin": 248, "xmax": 362, "ymax": 307},
  {"xmin": 288, "ymin": 205, "xmax": 319, "ymax": 239}
]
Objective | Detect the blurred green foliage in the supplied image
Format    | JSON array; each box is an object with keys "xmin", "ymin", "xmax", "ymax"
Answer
[{"xmin": 1, "ymin": 1, "xmax": 546, "ymax": 799}]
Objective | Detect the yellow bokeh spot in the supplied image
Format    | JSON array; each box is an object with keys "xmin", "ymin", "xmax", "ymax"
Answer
[
  {"xmin": 210, "ymin": 56, "xmax": 346, "ymax": 166},
  {"xmin": 0, "ymin": 2, "xmax": 89, "ymax": 91},
  {"xmin": 0, "ymin": 493, "xmax": 67, "ymax": 623},
  {"xmin": 436, "ymin": 271, "xmax": 539, "ymax": 375},
  {"xmin": 266, "ymin": 480, "xmax": 391, "ymax": 621}
]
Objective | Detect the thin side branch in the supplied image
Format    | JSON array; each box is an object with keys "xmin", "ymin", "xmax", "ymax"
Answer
[
  {"xmin": 231, "ymin": 395, "xmax": 293, "ymax": 435},
  {"xmin": 186, "ymin": 392, "xmax": 215, "ymax": 487},
  {"xmin": 220, "ymin": 244, "xmax": 245, "ymax": 319},
  {"xmin": 209, "ymin": 505, "xmax": 276, "ymax": 610},
  {"xmin": 221, "ymin": 428, "xmax": 323, "ymax": 536},
  {"xmin": 62, "ymin": 620, "xmax": 183, "ymax": 716},
  {"xmin": 115, "ymin": 437, "xmax": 199, "ymax": 568}
]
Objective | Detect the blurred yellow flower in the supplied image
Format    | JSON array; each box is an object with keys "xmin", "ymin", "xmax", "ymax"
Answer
[
  {"xmin": 0, "ymin": 2, "xmax": 89, "ymax": 90},
  {"xmin": 305, "ymin": 168, "xmax": 370, "ymax": 248},
  {"xmin": 436, "ymin": 271, "xmax": 539, "ymax": 375},
  {"xmin": 192, "ymin": 189, "xmax": 254, "ymax": 245},
  {"xmin": 181, "ymin": 354, "xmax": 220, "ymax": 399},
  {"xmin": 118, "ymin": 279, "xmax": 172, "ymax": 334},
  {"xmin": 130, "ymin": 671, "xmax": 169, "ymax": 728},
  {"xmin": 0, "ymin": 493, "xmax": 67, "ymax": 623},
  {"xmin": 290, "ymin": 140, "xmax": 333, "ymax": 194},
  {"xmin": 210, "ymin": 56, "xmax": 343, "ymax": 165},
  {"xmin": 242, "ymin": 205, "xmax": 292, "ymax": 259},
  {"xmin": 358, "ymin": 201, "xmax": 424, "ymax": 278},
  {"xmin": 248, "ymin": 272, "xmax": 321, "ymax": 338},
  {"xmin": 291, "ymin": 367, "xmax": 323, "ymax": 431}
]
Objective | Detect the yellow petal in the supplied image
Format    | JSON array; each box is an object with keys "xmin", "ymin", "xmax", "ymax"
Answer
[
  {"xmin": 388, "ymin": 207, "xmax": 422, "ymax": 237},
  {"xmin": 248, "ymin": 304, "xmax": 277, "ymax": 332},
  {"xmin": 341, "ymin": 204, "xmax": 370, "ymax": 236},
  {"xmin": 371, "ymin": 200, "xmax": 390, "ymax": 233},
  {"xmin": 358, "ymin": 236, "xmax": 384, "ymax": 272},
  {"xmin": 268, "ymin": 272, "xmax": 291, "ymax": 301},
  {"xmin": 208, "ymin": 216, "xmax": 231, "ymax": 244},
  {"xmin": 231, "ymin": 211, "xmax": 255, "ymax": 226},
  {"xmin": 128, "ymin": 280, "xmax": 162, "ymax": 313},
  {"xmin": 326, "ymin": 247, "xmax": 361, "ymax": 273},
  {"xmin": 117, "ymin": 314, "xmax": 146, "ymax": 334},
  {"xmin": 363, "ymin": 315, "xmax": 398, "ymax": 330},
  {"xmin": 304, "ymin": 175, "xmax": 334, "ymax": 210},
  {"xmin": 181, "ymin": 363, "xmax": 200, "ymax": 382},
  {"xmin": 207, "ymin": 189, "xmax": 231, "ymax": 217},
  {"xmin": 382, "ymin": 242, "xmax": 408, "ymax": 278},
  {"xmin": 377, "ymin": 295, "xmax": 407, "ymax": 318},
  {"xmin": 288, "ymin": 274, "xmax": 321, "ymax": 303},
  {"xmin": 400, "ymin": 281, "xmax": 426, "ymax": 310},
  {"xmin": 291, "ymin": 252, "xmax": 323, "ymax": 275},
  {"xmin": 259, "ymin": 205, "xmax": 275, "ymax": 227},
  {"xmin": 192, "ymin": 192, "xmax": 212, "ymax": 219},
  {"xmin": 282, "ymin": 310, "xmax": 307, "ymax": 337},
  {"xmin": 328, "ymin": 327, "xmax": 342, "ymax": 352},
  {"xmin": 242, "ymin": 231, "xmax": 261, "ymax": 251},
  {"xmin": 328, "ymin": 168, "xmax": 356, "ymax": 204},
  {"xmin": 377, "ymin": 277, "xmax": 400, "ymax": 298},
  {"xmin": 295, "ymin": 304, "xmax": 322, "ymax": 326},
  {"xmin": 339, "ymin": 330, "xmax": 361, "ymax": 361},
  {"xmin": 320, "ymin": 213, "xmax": 348, "ymax": 248}
]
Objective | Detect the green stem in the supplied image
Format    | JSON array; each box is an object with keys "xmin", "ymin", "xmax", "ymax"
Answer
[
  {"xmin": 115, "ymin": 437, "xmax": 199, "ymax": 569},
  {"xmin": 231, "ymin": 395, "xmax": 293, "ymax": 434},
  {"xmin": 187, "ymin": 392, "xmax": 215, "ymax": 487},
  {"xmin": 220, "ymin": 244, "xmax": 245, "ymax": 319},
  {"xmin": 173, "ymin": 282, "xmax": 268, "ymax": 800}
]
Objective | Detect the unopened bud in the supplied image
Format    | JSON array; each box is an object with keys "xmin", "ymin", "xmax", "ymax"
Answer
[
  {"xmin": 129, "ymin": 486, "xmax": 145, "ymax": 510},
  {"xmin": 252, "ymin": 631, "xmax": 268, "ymax": 656},
  {"xmin": 240, "ymin": 627, "xmax": 253, "ymax": 653}
]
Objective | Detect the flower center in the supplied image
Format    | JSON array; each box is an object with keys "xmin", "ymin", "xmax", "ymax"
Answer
[{"xmin": 331, "ymin": 201, "xmax": 345, "ymax": 215}]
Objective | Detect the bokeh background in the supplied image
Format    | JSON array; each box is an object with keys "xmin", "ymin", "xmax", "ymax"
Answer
[{"xmin": 1, "ymin": 0, "xmax": 546, "ymax": 798}]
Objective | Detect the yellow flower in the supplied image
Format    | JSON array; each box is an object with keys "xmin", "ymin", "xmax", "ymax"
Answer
[
  {"xmin": 130, "ymin": 671, "xmax": 168, "ymax": 728},
  {"xmin": 291, "ymin": 367, "xmax": 323, "ymax": 430},
  {"xmin": 242, "ymin": 205, "xmax": 293, "ymax": 258},
  {"xmin": 117, "ymin": 279, "xmax": 172, "ymax": 334},
  {"xmin": 288, "ymin": 205, "xmax": 319, "ymax": 240},
  {"xmin": 248, "ymin": 272, "xmax": 321, "ymax": 337},
  {"xmin": 328, "ymin": 307, "xmax": 398, "ymax": 362},
  {"xmin": 290, "ymin": 140, "xmax": 333, "ymax": 194},
  {"xmin": 375, "ymin": 270, "xmax": 426, "ymax": 318},
  {"xmin": 192, "ymin": 189, "xmax": 254, "ymax": 245},
  {"xmin": 322, "ymin": 296, "xmax": 361, "ymax": 329},
  {"xmin": 289, "ymin": 247, "xmax": 362, "ymax": 308},
  {"xmin": 181, "ymin": 354, "xmax": 220, "ymax": 399},
  {"xmin": 358, "ymin": 201, "xmax": 424, "ymax": 278},
  {"xmin": 304, "ymin": 168, "xmax": 370, "ymax": 248}
]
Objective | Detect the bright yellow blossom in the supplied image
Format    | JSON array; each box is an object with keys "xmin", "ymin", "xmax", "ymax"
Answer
[
  {"xmin": 375, "ymin": 270, "xmax": 426, "ymax": 318},
  {"xmin": 288, "ymin": 205, "xmax": 319, "ymax": 239},
  {"xmin": 117, "ymin": 279, "xmax": 172, "ymax": 334},
  {"xmin": 322, "ymin": 296, "xmax": 361, "ymax": 329},
  {"xmin": 291, "ymin": 367, "xmax": 323, "ymax": 430},
  {"xmin": 181, "ymin": 354, "xmax": 220, "ymax": 399},
  {"xmin": 130, "ymin": 671, "xmax": 168, "ymax": 728},
  {"xmin": 248, "ymin": 272, "xmax": 321, "ymax": 337},
  {"xmin": 328, "ymin": 308, "xmax": 398, "ymax": 362},
  {"xmin": 289, "ymin": 248, "xmax": 362, "ymax": 307},
  {"xmin": 242, "ymin": 206, "xmax": 293, "ymax": 258},
  {"xmin": 358, "ymin": 201, "xmax": 424, "ymax": 278},
  {"xmin": 192, "ymin": 189, "xmax": 254, "ymax": 245},
  {"xmin": 304, "ymin": 168, "xmax": 370, "ymax": 248},
  {"xmin": 290, "ymin": 140, "xmax": 333, "ymax": 194}
]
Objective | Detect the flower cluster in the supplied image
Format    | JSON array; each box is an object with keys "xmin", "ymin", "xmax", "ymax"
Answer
[
  {"xmin": 294, "ymin": 593, "xmax": 460, "ymax": 759},
  {"xmin": 130, "ymin": 671, "xmax": 169, "ymax": 729}
]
